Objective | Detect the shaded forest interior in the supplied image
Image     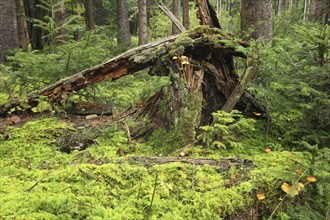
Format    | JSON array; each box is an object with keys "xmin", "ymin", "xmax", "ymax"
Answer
[
  {"xmin": 0, "ymin": 0, "xmax": 329, "ymax": 219},
  {"xmin": 0, "ymin": 0, "xmax": 265, "ymax": 140}
]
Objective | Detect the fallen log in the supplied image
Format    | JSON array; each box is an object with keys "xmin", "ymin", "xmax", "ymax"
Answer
[
  {"xmin": 88, "ymin": 156, "xmax": 253, "ymax": 171},
  {"xmin": 0, "ymin": 27, "xmax": 247, "ymax": 116}
]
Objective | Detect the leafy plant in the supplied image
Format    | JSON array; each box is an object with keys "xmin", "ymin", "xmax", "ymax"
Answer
[
  {"xmin": 250, "ymin": 23, "xmax": 330, "ymax": 148},
  {"xmin": 198, "ymin": 110, "xmax": 256, "ymax": 149}
]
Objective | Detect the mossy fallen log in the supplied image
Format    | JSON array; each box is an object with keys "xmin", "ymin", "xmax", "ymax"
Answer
[
  {"xmin": 87, "ymin": 156, "xmax": 253, "ymax": 171},
  {"xmin": 0, "ymin": 27, "xmax": 248, "ymax": 117}
]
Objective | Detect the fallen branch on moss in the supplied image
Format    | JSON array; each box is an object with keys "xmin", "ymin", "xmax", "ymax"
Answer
[{"xmin": 88, "ymin": 156, "xmax": 253, "ymax": 171}]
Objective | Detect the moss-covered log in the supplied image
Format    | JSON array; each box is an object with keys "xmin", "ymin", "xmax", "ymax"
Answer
[
  {"xmin": 89, "ymin": 156, "xmax": 253, "ymax": 171},
  {"xmin": 0, "ymin": 27, "xmax": 247, "ymax": 116}
]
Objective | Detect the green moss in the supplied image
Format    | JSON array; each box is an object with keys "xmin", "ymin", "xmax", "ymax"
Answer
[
  {"xmin": 148, "ymin": 73, "xmax": 202, "ymax": 155},
  {"xmin": 0, "ymin": 116, "xmax": 327, "ymax": 219}
]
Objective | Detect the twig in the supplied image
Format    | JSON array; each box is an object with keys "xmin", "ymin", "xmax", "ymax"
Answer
[
  {"xmin": 75, "ymin": 198, "xmax": 94, "ymax": 208},
  {"xmin": 25, "ymin": 179, "xmax": 43, "ymax": 192},
  {"xmin": 78, "ymin": 168, "xmax": 95, "ymax": 179},
  {"xmin": 124, "ymin": 122, "xmax": 132, "ymax": 144},
  {"xmin": 146, "ymin": 174, "xmax": 158, "ymax": 220},
  {"xmin": 264, "ymin": 96, "xmax": 270, "ymax": 136}
]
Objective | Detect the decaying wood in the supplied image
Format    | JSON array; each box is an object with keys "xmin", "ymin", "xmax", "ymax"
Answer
[
  {"xmin": 221, "ymin": 58, "xmax": 259, "ymax": 112},
  {"xmin": 90, "ymin": 156, "xmax": 253, "ymax": 171},
  {"xmin": 0, "ymin": 35, "xmax": 172, "ymax": 115},
  {"xmin": 158, "ymin": 3, "xmax": 187, "ymax": 33},
  {"xmin": 0, "ymin": 28, "xmax": 250, "ymax": 117},
  {"xmin": 0, "ymin": 0, "xmax": 266, "ymax": 128},
  {"xmin": 195, "ymin": 0, "xmax": 222, "ymax": 28}
]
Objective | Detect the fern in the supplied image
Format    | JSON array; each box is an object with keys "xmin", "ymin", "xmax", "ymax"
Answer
[{"xmin": 198, "ymin": 110, "xmax": 256, "ymax": 149}]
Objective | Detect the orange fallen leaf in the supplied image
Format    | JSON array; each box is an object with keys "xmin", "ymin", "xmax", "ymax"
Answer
[
  {"xmin": 306, "ymin": 176, "xmax": 317, "ymax": 182},
  {"xmin": 256, "ymin": 193, "xmax": 265, "ymax": 200},
  {"xmin": 295, "ymin": 169, "xmax": 302, "ymax": 173}
]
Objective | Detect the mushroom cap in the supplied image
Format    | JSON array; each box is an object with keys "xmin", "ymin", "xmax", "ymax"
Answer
[
  {"xmin": 264, "ymin": 148, "xmax": 271, "ymax": 153},
  {"xmin": 256, "ymin": 193, "xmax": 265, "ymax": 200},
  {"xmin": 281, "ymin": 182, "xmax": 291, "ymax": 193},
  {"xmin": 306, "ymin": 176, "xmax": 317, "ymax": 182}
]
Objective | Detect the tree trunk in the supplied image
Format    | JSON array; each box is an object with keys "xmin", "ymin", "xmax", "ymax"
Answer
[
  {"xmin": 0, "ymin": 0, "xmax": 19, "ymax": 61},
  {"xmin": 195, "ymin": 0, "xmax": 221, "ymax": 28},
  {"xmin": 25, "ymin": 0, "xmax": 44, "ymax": 50},
  {"xmin": 172, "ymin": 0, "xmax": 181, "ymax": 34},
  {"xmin": 182, "ymin": 0, "xmax": 190, "ymax": 30},
  {"xmin": 217, "ymin": 0, "xmax": 222, "ymax": 16},
  {"xmin": 15, "ymin": 0, "xmax": 29, "ymax": 49},
  {"xmin": 304, "ymin": 0, "xmax": 310, "ymax": 21},
  {"xmin": 241, "ymin": 0, "xmax": 273, "ymax": 42},
  {"xmin": 326, "ymin": 0, "xmax": 330, "ymax": 24},
  {"xmin": 310, "ymin": 0, "xmax": 325, "ymax": 21},
  {"xmin": 53, "ymin": 0, "xmax": 66, "ymax": 25},
  {"xmin": 289, "ymin": 0, "xmax": 296, "ymax": 10},
  {"xmin": 138, "ymin": 0, "xmax": 148, "ymax": 45},
  {"xmin": 116, "ymin": 0, "xmax": 131, "ymax": 45},
  {"xmin": 85, "ymin": 0, "xmax": 95, "ymax": 30},
  {"xmin": 277, "ymin": 0, "xmax": 287, "ymax": 14},
  {"xmin": 226, "ymin": 0, "xmax": 231, "ymax": 15}
]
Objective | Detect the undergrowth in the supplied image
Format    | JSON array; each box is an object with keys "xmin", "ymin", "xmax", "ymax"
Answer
[{"xmin": 1, "ymin": 117, "xmax": 328, "ymax": 219}]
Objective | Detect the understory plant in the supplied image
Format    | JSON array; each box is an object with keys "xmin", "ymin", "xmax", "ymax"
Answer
[{"xmin": 198, "ymin": 110, "xmax": 256, "ymax": 150}]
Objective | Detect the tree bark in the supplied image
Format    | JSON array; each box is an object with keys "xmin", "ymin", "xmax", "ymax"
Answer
[
  {"xmin": 15, "ymin": 0, "xmax": 29, "ymax": 49},
  {"xmin": 195, "ymin": 0, "xmax": 221, "ymax": 28},
  {"xmin": 53, "ymin": 0, "xmax": 66, "ymax": 25},
  {"xmin": 25, "ymin": 0, "xmax": 44, "ymax": 49},
  {"xmin": 326, "ymin": 0, "xmax": 330, "ymax": 24},
  {"xmin": 116, "ymin": 0, "xmax": 131, "ymax": 45},
  {"xmin": 0, "ymin": 0, "xmax": 19, "ymax": 61},
  {"xmin": 304, "ymin": 0, "xmax": 310, "ymax": 21},
  {"xmin": 289, "ymin": 0, "xmax": 297, "ymax": 10},
  {"xmin": 217, "ymin": 0, "xmax": 222, "ymax": 16},
  {"xmin": 310, "ymin": 0, "xmax": 325, "ymax": 21},
  {"xmin": 226, "ymin": 0, "xmax": 231, "ymax": 15},
  {"xmin": 172, "ymin": 0, "xmax": 181, "ymax": 34},
  {"xmin": 241, "ymin": 0, "xmax": 273, "ymax": 42},
  {"xmin": 182, "ymin": 0, "xmax": 190, "ymax": 30},
  {"xmin": 277, "ymin": 0, "xmax": 287, "ymax": 15},
  {"xmin": 138, "ymin": 0, "xmax": 148, "ymax": 45},
  {"xmin": 85, "ymin": 0, "xmax": 95, "ymax": 30}
]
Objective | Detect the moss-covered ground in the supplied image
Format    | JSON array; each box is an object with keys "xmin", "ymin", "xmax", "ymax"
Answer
[{"xmin": 1, "ymin": 117, "xmax": 328, "ymax": 219}]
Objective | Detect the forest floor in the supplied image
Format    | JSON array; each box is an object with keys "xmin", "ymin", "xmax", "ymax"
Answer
[{"xmin": 0, "ymin": 111, "xmax": 322, "ymax": 219}]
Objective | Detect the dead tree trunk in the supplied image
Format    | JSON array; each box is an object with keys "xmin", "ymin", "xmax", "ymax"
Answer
[
  {"xmin": 0, "ymin": 0, "xmax": 266, "ymax": 153},
  {"xmin": 0, "ymin": 29, "xmax": 249, "ymax": 116}
]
